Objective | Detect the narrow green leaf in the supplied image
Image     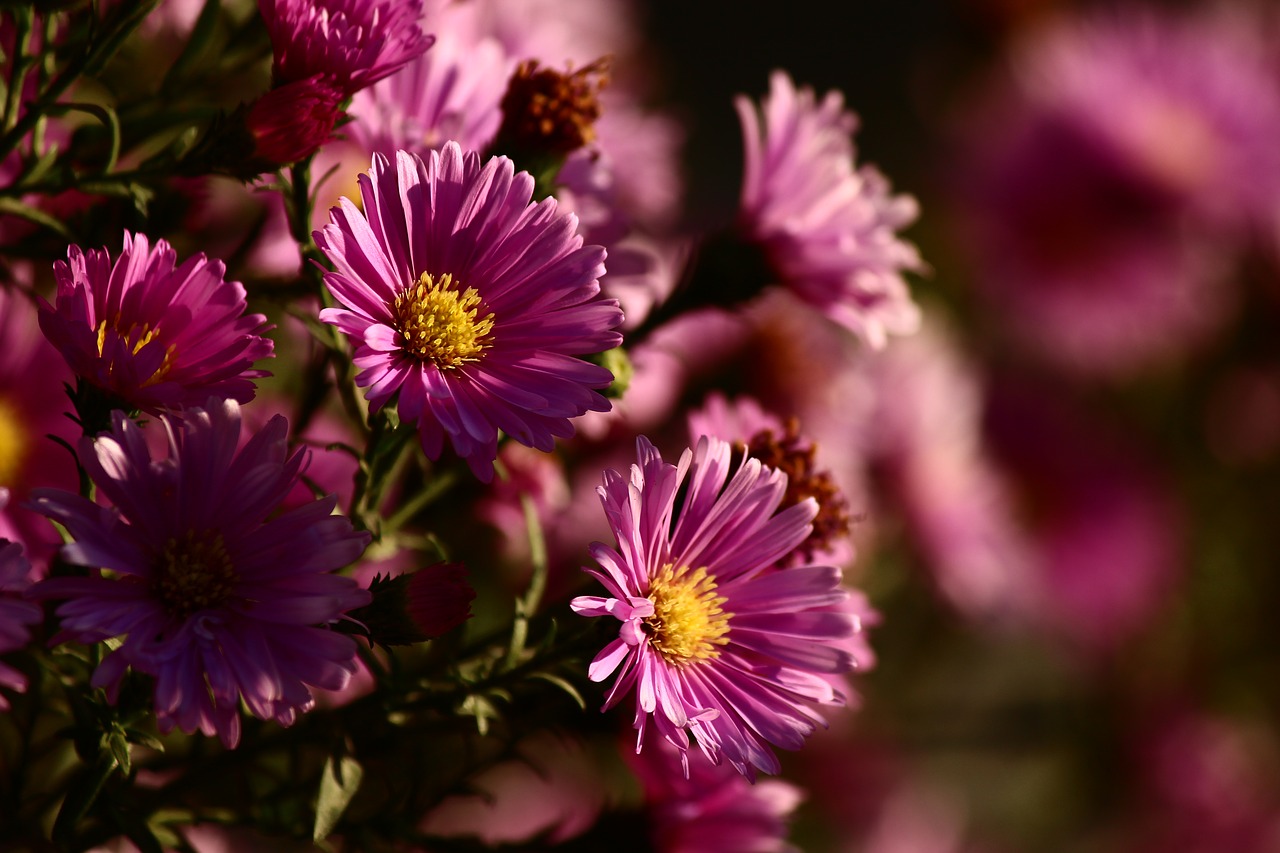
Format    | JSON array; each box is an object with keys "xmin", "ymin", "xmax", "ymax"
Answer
[{"xmin": 313, "ymin": 755, "xmax": 363, "ymax": 842}]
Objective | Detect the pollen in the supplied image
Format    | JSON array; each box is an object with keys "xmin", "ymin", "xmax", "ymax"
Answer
[
  {"xmin": 393, "ymin": 272, "xmax": 495, "ymax": 369},
  {"xmin": 153, "ymin": 530, "xmax": 238, "ymax": 620},
  {"xmin": 95, "ymin": 318, "xmax": 177, "ymax": 386},
  {"xmin": 0, "ymin": 397, "xmax": 28, "ymax": 486},
  {"xmin": 644, "ymin": 564, "xmax": 731, "ymax": 667}
]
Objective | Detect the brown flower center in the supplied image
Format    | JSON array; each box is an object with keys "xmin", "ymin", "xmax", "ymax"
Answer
[
  {"xmin": 393, "ymin": 272, "xmax": 495, "ymax": 369},
  {"xmin": 644, "ymin": 564, "xmax": 730, "ymax": 667},
  {"xmin": 153, "ymin": 530, "xmax": 237, "ymax": 619},
  {"xmin": 745, "ymin": 419, "xmax": 852, "ymax": 563},
  {"xmin": 497, "ymin": 57, "xmax": 610, "ymax": 156}
]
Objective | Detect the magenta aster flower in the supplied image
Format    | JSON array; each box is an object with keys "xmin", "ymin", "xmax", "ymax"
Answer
[
  {"xmin": 736, "ymin": 71, "xmax": 922, "ymax": 348},
  {"xmin": 314, "ymin": 143, "xmax": 624, "ymax": 481},
  {"xmin": 0, "ymin": 501, "xmax": 41, "ymax": 710},
  {"xmin": 571, "ymin": 436, "xmax": 861, "ymax": 779},
  {"xmin": 29, "ymin": 400, "xmax": 371, "ymax": 747},
  {"xmin": 259, "ymin": 0, "xmax": 434, "ymax": 97},
  {"xmin": 38, "ymin": 232, "xmax": 274, "ymax": 417}
]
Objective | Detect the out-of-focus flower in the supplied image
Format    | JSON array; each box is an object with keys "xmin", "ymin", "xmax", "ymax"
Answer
[
  {"xmin": 1126, "ymin": 710, "xmax": 1280, "ymax": 853},
  {"xmin": 0, "ymin": 503, "xmax": 40, "ymax": 710},
  {"xmin": 420, "ymin": 732, "xmax": 609, "ymax": 846},
  {"xmin": 38, "ymin": 232, "xmax": 274, "ymax": 418},
  {"xmin": 258, "ymin": 0, "xmax": 434, "ymax": 97},
  {"xmin": 984, "ymin": 378, "xmax": 1182, "ymax": 654},
  {"xmin": 314, "ymin": 144, "xmax": 623, "ymax": 481},
  {"xmin": 955, "ymin": 7, "xmax": 1280, "ymax": 376},
  {"xmin": 855, "ymin": 317, "xmax": 1033, "ymax": 620},
  {"xmin": 572, "ymin": 436, "xmax": 861, "ymax": 779},
  {"xmin": 0, "ymin": 287, "xmax": 78, "ymax": 566},
  {"xmin": 245, "ymin": 76, "xmax": 344, "ymax": 166},
  {"xmin": 735, "ymin": 71, "xmax": 922, "ymax": 348},
  {"xmin": 29, "ymin": 400, "xmax": 371, "ymax": 747},
  {"xmin": 630, "ymin": 735, "xmax": 804, "ymax": 853}
]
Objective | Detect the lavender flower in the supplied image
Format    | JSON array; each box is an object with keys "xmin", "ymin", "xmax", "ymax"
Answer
[
  {"xmin": 314, "ymin": 143, "xmax": 623, "ymax": 481},
  {"xmin": 38, "ymin": 232, "xmax": 274, "ymax": 417},
  {"xmin": 736, "ymin": 71, "xmax": 922, "ymax": 348},
  {"xmin": 30, "ymin": 400, "xmax": 371, "ymax": 747},
  {"xmin": 572, "ymin": 436, "xmax": 862, "ymax": 779}
]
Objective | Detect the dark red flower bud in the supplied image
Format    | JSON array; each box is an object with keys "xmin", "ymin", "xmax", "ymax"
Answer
[{"xmin": 245, "ymin": 76, "xmax": 343, "ymax": 166}]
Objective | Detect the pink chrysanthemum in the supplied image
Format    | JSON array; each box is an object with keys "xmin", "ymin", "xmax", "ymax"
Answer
[
  {"xmin": 259, "ymin": 0, "xmax": 434, "ymax": 97},
  {"xmin": 736, "ymin": 71, "xmax": 922, "ymax": 348},
  {"xmin": 0, "ymin": 497, "xmax": 41, "ymax": 710},
  {"xmin": 38, "ymin": 232, "xmax": 274, "ymax": 416},
  {"xmin": 314, "ymin": 142, "xmax": 623, "ymax": 481},
  {"xmin": 29, "ymin": 400, "xmax": 371, "ymax": 747},
  {"xmin": 571, "ymin": 436, "xmax": 861, "ymax": 779}
]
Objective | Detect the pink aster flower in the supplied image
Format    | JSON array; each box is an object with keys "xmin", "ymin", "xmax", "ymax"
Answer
[
  {"xmin": 0, "ymin": 504, "xmax": 41, "ymax": 710},
  {"xmin": 736, "ymin": 71, "xmax": 923, "ymax": 348},
  {"xmin": 258, "ymin": 0, "xmax": 434, "ymax": 97},
  {"xmin": 314, "ymin": 143, "xmax": 624, "ymax": 481},
  {"xmin": 38, "ymin": 231, "xmax": 274, "ymax": 418},
  {"xmin": 571, "ymin": 435, "xmax": 862, "ymax": 779},
  {"xmin": 29, "ymin": 400, "xmax": 371, "ymax": 747}
]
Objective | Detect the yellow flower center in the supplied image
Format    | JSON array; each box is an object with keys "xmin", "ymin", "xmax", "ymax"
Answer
[
  {"xmin": 644, "ymin": 564, "xmax": 731, "ymax": 667},
  {"xmin": 153, "ymin": 530, "xmax": 237, "ymax": 620},
  {"xmin": 393, "ymin": 272, "xmax": 495, "ymax": 369},
  {"xmin": 95, "ymin": 318, "xmax": 176, "ymax": 386},
  {"xmin": 0, "ymin": 397, "xmax": 29, "ymax": 486}
]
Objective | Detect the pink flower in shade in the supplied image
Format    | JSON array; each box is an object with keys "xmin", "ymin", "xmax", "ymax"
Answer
[
  {"xmin": 28, "ymin": 400, "xmax": 371, "ymax": 747},
  {"xmin": 0, "ymin": 499, "xmax": 41, "ymax": 710},
  {"xmin": 630, "ymin": 735, "xmax": 805, "ymax": 853},
  {"xmin": 258, "ymin": 0, "xmax": 434, "ymax": 97},
  {"xmin": 38, "ymin": 232, "xmax": 274, "ymax": 417},
  {"xmin": 571, "ymin": 436, "xmax": 863, "ymax": 779},
  {"xmin": 736, "ymin": 71, "xmax": 923, "ymax": 348},
  {"xmin": 314, "ymin": 143, "xmax": 624, "ymax": 481}
]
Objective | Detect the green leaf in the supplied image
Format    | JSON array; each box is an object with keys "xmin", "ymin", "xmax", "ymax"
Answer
[
  {"xmin": 313, "ymin": 755, "xmax": 363, "ymax": 842},
  {"xmin": 529, "ymin": 672, "xmax": 587, "ymax": 710},
  {"xmin": 108, "ymin": 729, "xmax": 131, "ymax": 776}
]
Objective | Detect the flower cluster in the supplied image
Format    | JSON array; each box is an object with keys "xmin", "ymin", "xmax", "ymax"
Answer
[{"xmin": 9, "ymin": 1, "xmax": 1272, "ymax": 852}]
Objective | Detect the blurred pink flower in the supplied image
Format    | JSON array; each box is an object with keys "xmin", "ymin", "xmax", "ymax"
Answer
[
  {"xmin": 420, "ymin": 732, "xmax": 608, "ymax": 845},
  {"xmin": 572, "ymin": 436, "xmax": 862, "ymax": 779},
  {"xmin": 630, "ymin": 735, "xmax": 804, "ymax": 853},
  {"xmin": 984, "ymin": 378, "xmax": 1183, "ymax": 654},
  {"xmin": 30, "ymin": 400, "xmax": 371, "ymax": 747},
  {"xmin": 736, "ymin": 71, "xmax": 922, "ymax": 347},
  {"xmin": 0, "ymin": 287, "xmax": 78, "ymax": 566},
  {"xmin": 38, "ymin": 232, "xmax": 274, "ymax": 417},
  {"xmin": 314, "ymin": 144, "xmax": 623, "ymax": 481},
  {"xmin": 955, "ymin": 6, "xmax": 1280, "ymax": 375},
  {"xmin": 245, "ymin": 76, "xmax": 344, "ymax": 166}
]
